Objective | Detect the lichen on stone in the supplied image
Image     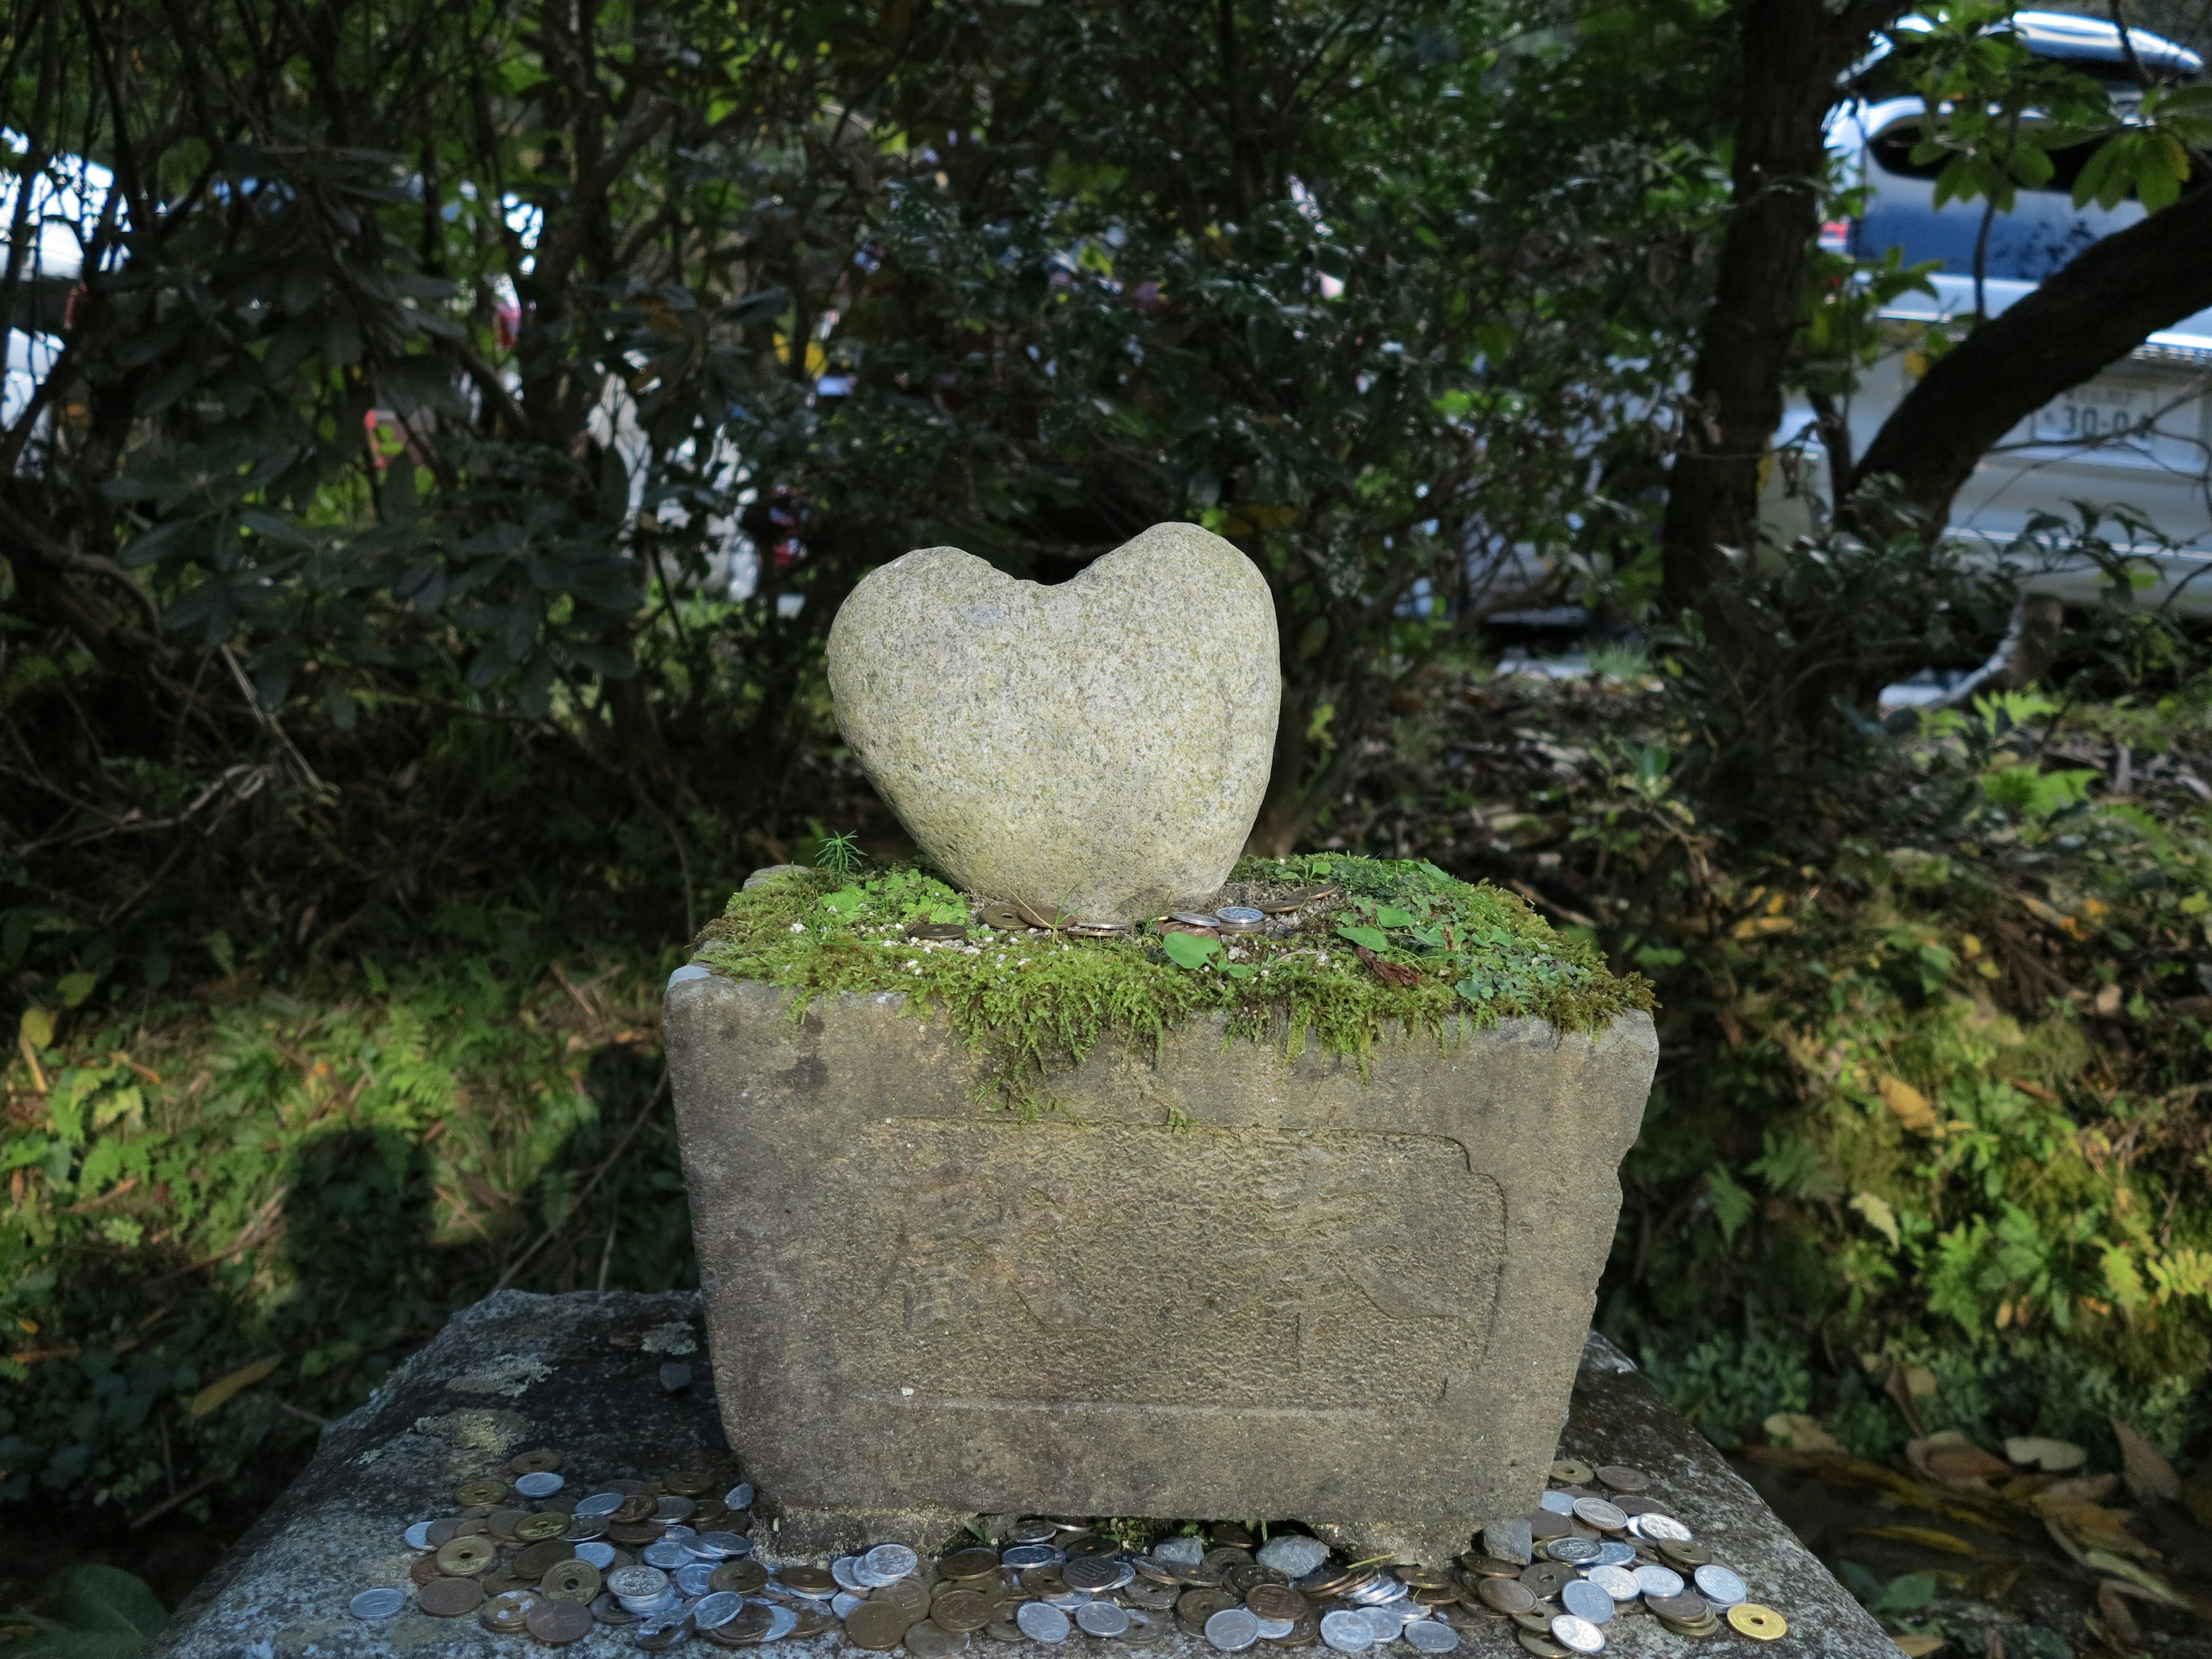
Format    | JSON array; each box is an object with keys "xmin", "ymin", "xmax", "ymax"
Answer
[{"xmin": 690, "ymin": 853, "xmax": 1653, "ymax": 1113}]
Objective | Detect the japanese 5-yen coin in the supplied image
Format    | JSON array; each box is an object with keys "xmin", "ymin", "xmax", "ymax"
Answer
[
  {"xmin": 541, "ymin": 1560, "xmax": 602, "ymax": 1603},
  {"xmin": 1727, "ymin": 1604, "xmax": 1789, "ymax": 1641},
  {"xmin": 435, "ymin": 1536, "xmax": 497, "ymax": 1576}
]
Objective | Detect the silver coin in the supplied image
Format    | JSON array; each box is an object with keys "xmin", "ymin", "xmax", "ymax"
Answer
[
  {"xmin": 1078, "ymin": 1603, "xmax": 1132, "ymax": 1638},
  {"xmin": 1209, "ymin": 1608, "xmax": 1263, "ymax": 1652},
  {"xmin": 349, "ymin": 1588, "xmax": 406, "ymax": 1620},
  {"xmin": 1350, "ymin": 1578, "xmax": 1408, "ymax": 1608},
  {"xmin": 1550, "ymin": 1614, "xmax": 1606, "ymax": 1654},
  {"xmin": 1586, "ymin": 1565, "xmax": 1639, "ymax": 1603},
  {"xmin": 575, "ymin": 1491, "xmax": 626, "ymax": 1518},
  {"xmin": 1545, "ymin": 1539, "xmax": 1601, "ymax": 1566},
  {"xmin": 1692, "ymin": 1565, "xmax": 1747, "ymax": 1607},
  {"xmin": 832, "ymin": 1593, "xmax": 866, "ymax": 1618},
  {"xmin": 865, "ymin": 1543, "xmax": 919, "ymax": 1582},
  {"xmin": 1630, "ymin": 1513, "xmax": 1691, "ymax": 1544},
  {"xmin": 831, "ymin": 1556, "xmax": 867, "ymax": 1593},
  {"xmin": 635, "ymin": 1612, "xmax": 694, "ymax": 1649},
  {"xmin": 1559, "ymin": 1581, "xmax": 1612, "ymax": 1624},
  {"xmin": 642, "ymin": 1539, "xmax": 692, "ymax": 1568},
  {"xmin": 1631, "ymin": 1565, "xmax": 1684, "ymax": 1600},
  {"xmin": 1215, "ymin": 906, "xmax": 1266, "ymax": 923},
  {"xmin": 575, "ymin": 1541, "xmax": 617, "ymax": 1570},
  {"xmin": 1018, "ymin": 1601, "xmax": 1073, "ymax": 1643},
  {"xmin": 624, "ymin": 1589, "xmax": 682, "ymax": 1616},
  {"xmin": 1319, "ymin": 1611, "xmax": 1375, "ymax": 1653},
  {"xmin": 1044, "ymin": 1589, "xmax": 1091, "ymax": 1609},
  {"xmin": 659, "ymin": 1524, "xmax": 698, "ymax": 1544},
  {"xmin": 654, "ymin": 1495, "xmax": 696, "ymax": 1522},
  {"xmin": 1255, "ymin": 1619, "xmax": 1296, "ymax": 1641},
  {"xmin": 851, "ymin": 1559, "xmax": 897, "ymax": 1589},
  {"xmin": 1169, "ymin": 911, "xmax": 1222, "ymax": 927},
  {"xmin": 1359, "ymin": 1605, "xmax": 1402, "ymax": 1641},
  {"xmin": 403, "ymin": 1521, "xmax": 435, "ymax": 1551},
  {"xmin": 724, "ymin": 1483, "xmax": 754, "ymax": 1510},
  {"xmin": 694, "ymin": 1592, "xmax": 745, "ymax": 1631},
  {"xmin": 607, "ymin": 1566, "xmax": 669, "ymax": 1600},
  {"xmin": 1592, "ymin": 1544, "xmax": 1636, "ymax": 1568},
  {"xmin": 565, "ymin": 1513, "xmax": 611, "ymax": 1541},
  {"xmin": 1402, "ymin": 1622, "xmax": 1459, "ymax": 1654},
  {"xmin": 1537, "ymin": 1490, "xmax": 1577, "ymax": 1514},
  {"xmin": 691, "ymin": 1531, "xmax": 751, "ymax": 1560},
  {"xmin": 1002, "ymin": 1543, "xmax": 1063, "ymax": 1568},
  {"xmin": 675, "ymin": 1562, "xmax": 718, "ymax": 1596},
  {"xmin": 1106, "ymin": 1559, "xmax": 1137, "ymax": 1590},
  {"xmin": 514, "ymin": 1471, "xmax": 565, "ymax": 1498},
  {"xmin": 1571, "ymin": 1498, "xmax": 1627, "ymax": 1531},
  {"xmin": 763, "ymin": 1604, "xmax": 797, "ymax": 1641}
]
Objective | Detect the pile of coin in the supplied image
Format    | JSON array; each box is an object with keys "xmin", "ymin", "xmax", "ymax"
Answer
[{"xmin": 350, "ymin": 1447, "xmax": 1790, "ymax": 1653}]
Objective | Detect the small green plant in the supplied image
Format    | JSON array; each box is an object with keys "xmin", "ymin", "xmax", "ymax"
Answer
[
  {"xmin": 812, "ymin": 832, "xmax": 866, "ymax": 880},
  {"xmin": 7, "ymin": 1565, "xmax": 166, "ymax": 1659}
]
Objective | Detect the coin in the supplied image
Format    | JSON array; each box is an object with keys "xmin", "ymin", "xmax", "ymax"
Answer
[
  {"xmin": 1515, "ymin": 1631, "xmax": 1571, "ymax": 1658},
  {"xmin": 542, "ymin": 1559, "xmax": 601, "ymax": 1602},
  {"xmin": 1248, "ymin": 1585, "xmax": 1307, "ymax": 1621},
  {"xmin": 1077, "ymin": 1602, "xmax": 1131, "ymax": 1638},
  {"xmin": 1475, "ymin": 1578, "xmax": 1536, "ymax": 1615},
  {"xmin": 692, "ymin": 1530, "xmax": 751, "ymax": 1559},
  {"xmin": 1629, "ymin": 1512, "xmax": 1691, "ymax": 1544},
  {"xmin": 1541, "ymin": 1538, "xmax": 1600, "ymax": 1567},
  {"xmin": 1726, "ymin": 1604, "xmax": 1787, "ymax": 1641},
  {"xmin": 783, "ymin": 1564, "xmax": 839, "ymax": 1595},
  {"xmin": 940, "ymin": 1548, "xmax": 1001, "ymax": 1580},
  {"xmin": 349, "ymin": 1588, "xmax": 406, "ymax": 1620},
  {"xmin": 1591, "ymin": 1466, "xmax": 1647, "ymax": 1494},
  {"xmin": 1017, "ymin": 1602, "xmax": 1072, "ymax": 1643},
  {"xmin": 1548, "ymin": 1460, "xmax": 1595, "ymax": 1484},
  {"xmin": 1518, "ymin": 1562, "xmax": 1574, "ymax": 1599},
  {"xmin": 1549, "ymin": 1614, "xmax": 1605, "ymax": 1654},
  {"xmin": 480, "ymin": 1590, "xmax": 537, "ymax": 1634},
  {"xmin": 687, "ymin": 1591, "xmax": 742, "ymax": 1631},
  {"xmin": 1317, "ymin": 1610, "xmax": 1373, "ymax": 1653},
  {"xmin": 574, "ymin": 1491, "xmax": 624, "ymax": 1518},
  {"xmin": 1215, "ymin": 908, "xmax": 1266, "ymax": 932},
  {"xmin": 527, "ymin": 1597, "xmax": 594, "ymax": 1644},
  {"xmin": 1208, "ymin": 1607, "xmax": 1263, "ymax": 1652},
  {"xmin": 1631, "ymin": 1565, "xmax": 1684, "ymax": 1600},
  {"xmin": 513, "ymin": 1512, "xmax": 567, "ymax": 1544},
  {"xmin": 1063, "ymin": 1555, "xmax": 1119, "ymax": 1592},
  {"xmin": 711, "ymin": 1560, "xmax": 768, "ymax": 1594},
  {"xmin": 437, "ymin": 1537, "xmax": 497, "ymax": 1577},
  {"xmin": 876, "ymin": 1577, "xmax": 933, "ymax": 1618},
  {"xmin": 418, "ymin": 1575, "xmax": 486, "ymax": 1617},
  {"xmin": 509, "ymin": 1449, "xmax": 565, "ymax": 1476},
  {"xmin": 607, "ymin": 1564, "xmax": 669, "ymax": 1600},
  {"xmin": 935, "ymin": 1590, "xmax": 994, "ymax": 1632},
  {"xmin": 1558, "ymin": 1581, "xmax": 1612, "ymax": 1624},
  {"xmin": 908, "ymin": 1619, "xmax": 969, "ymax": 1658},
  {"xmin": 1585, "ymin": 1565, "xmax": 1639, "ymax": 1603},
  {"xmin": 410, "ymin": 1555, "xmax": 445, "ymax": 1586},
  {"xmin": 1691, "ymin": 1565, "xmax": 1747, "ymax": 1607},
  {"xmin": 1645, "ymin": 1593, "xmax": 1707, "ymax": 1620},
  {"xmin": 1569, "ymin": 1498, "xmax": 1626, "ymax": 1532},
  {"xmin": 1528, "ymin": 1510, "xmax": 1571, "ymax": 1541},
  {"xmin": 1403, "ymin": 1621, "xmax": 1459, "ymax": 1653},
  {"xmin": 456, "ymin": 1478, "xmax": 510, "ymax": 1506},
  {"xmin": 850, "ymin": 1601, "xmax": 915, "ymax": 1649},
  {"xmin": 1067, "ymin": 921, "xmax": 1133, "ymax": 938},
  {"xmin": 909, "ymin": 923, "xmax": 969, "ymax": 941},
  {"xmin": 1656, "ymin": 1539, "xmax": 1712, "ymax": 1569}
]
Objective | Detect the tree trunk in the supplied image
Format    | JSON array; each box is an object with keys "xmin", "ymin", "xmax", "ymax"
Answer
[
  {"xmin": 1660, "ymin": 0, "xmax": 1908, "ymax": 609},
  {"xmin": 1847, "ymin": 183, "xmax": 2212, "ymax": 528}
]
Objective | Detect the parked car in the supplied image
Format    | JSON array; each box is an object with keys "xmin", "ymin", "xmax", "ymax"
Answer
[{"xmin": 1767, "ymin": 9, "xmax": 2212, "ymax": 615}]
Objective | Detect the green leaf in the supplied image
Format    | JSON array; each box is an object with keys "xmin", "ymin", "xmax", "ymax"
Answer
[
  {"xmin": 1372, "ymin": 906, "xmax": 1416, "ymax": 928},
  {"xmin": 1706, "ymin": 1166, "xmax": 1755, "ymax": 1244},
  {"xmin": 1162, "ymin": 932, "xmax": 1222, "ymax": 969},
  {"xmin": 56, "ymin": 972, "xmax": 97, "ymax": 1008},
  {"xmin": 11, "ymin": 1566, "xmax": 169, "ymax": 1659},
  {"xmin": 1336, "ymin": 925, "xmax": 1388, "ymax": 952}
]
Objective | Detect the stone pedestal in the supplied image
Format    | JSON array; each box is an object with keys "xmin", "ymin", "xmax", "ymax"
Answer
[
  {"xmin": 146, "ymin": 1291, "xmax": 1905, "ymax": 1659},
  {"xmin": 664, "ymin": 977, "xmax": 1658, "ymax": 1561}
]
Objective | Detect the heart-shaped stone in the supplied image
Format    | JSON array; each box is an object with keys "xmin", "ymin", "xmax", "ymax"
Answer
[{"xmin": 827, "ymin": 522, "xmax": 1281, "ymax": 923}]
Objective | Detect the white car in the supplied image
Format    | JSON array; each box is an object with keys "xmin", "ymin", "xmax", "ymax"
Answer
[{"xmin": 1768, "ymin": 10, "xmax": 2212, "ymax": 615}]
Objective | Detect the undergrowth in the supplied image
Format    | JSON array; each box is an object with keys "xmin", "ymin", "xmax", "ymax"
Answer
[{"xmin": 689, "ymin": 853, "xmax": 1653, "ymax": 1112}]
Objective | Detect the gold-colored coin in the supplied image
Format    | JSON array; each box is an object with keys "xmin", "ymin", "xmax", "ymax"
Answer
[
  {"xmin": 847, "ymin": 1600, "xmax": 914, "ymax": 1650},
  {"xmin": 660, "ymin": 1467, "xmax": 714, "ymax": 1495},
  {"xmin": 435, "ymin": 1536, "xmax": 497, "ymax": 1576},
  {"xmin": 711, "ymin": 1560, "xmax": 769, "ymax": 1594},
  {"xmin": 613, "ymin": 1493, "xmax": 657, "ymax": 1524},
  {"xmin": 509, "ymin": 1448, "xmax": 565, "ymax": 1476},
  {"xmin": 1728, "ymin": 1604, "xmax": 1788, "ymax": 1641},
  {"xmin": 478, "ymin": 1590, "xmax": 535, "ymax": 1634},
  {"xmin": 512, "ymin": 1539, "xmax": 572, "ymax": 1579},
  {"xmin": 487, "ymin": 1508, "xmax": 528, "ymax": 1540},
  {"xmin": 876, "ymin": 1578, "xmax": 932, "ymax": 1618},
  {"xmin": 541, "ymin": 1559, "xmax": 602, "ymax": 1603},
  {"xmin": 481, "ymin": 1567, "xmax": 528, "ymax": 1597},
  {"xmin": 904, "ymin": 1618, "xmax": 967, "ymax": 1658},
  {"xmin": 515, "ymin": 1511, "xmax": 570, "ymax": 1543},
  {"xmin": 1396, "ymin": 1567, "xmax": 1455, "ymax": 1590},
  {"xmin": 782, "ymin": 1565, "xmax": 839, "ymax": 1596},
  {"xmin": 1549, "ymin": 1459, "xmax": 1595, "ymax": 1484},
  {"xmin": 454, "ymin": 1478, "xmax": 510, "ymax": 1506},
  {"xmin": 791, "ymin": 1607, "xmax": 836, "ymax": 1639},
  {"xmin": 1247, "ymin": 1586, "xmax": 1307, "ymax": 1621}
]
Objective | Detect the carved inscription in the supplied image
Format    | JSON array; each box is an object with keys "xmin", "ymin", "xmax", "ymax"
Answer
[{"xmin": 805, "ymin": 1123, "xmax": 1505, "ymax": 1410}]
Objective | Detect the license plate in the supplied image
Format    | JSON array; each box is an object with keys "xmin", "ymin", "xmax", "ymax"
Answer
[{"xmin": 2028, "ymin": 377, "xmax": 2199, "ymax": 464}]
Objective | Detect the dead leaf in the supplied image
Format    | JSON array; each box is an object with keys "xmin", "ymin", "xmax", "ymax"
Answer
[
  {"xmin": 2112, "ymin": 1418, "xmax": 2181, "ymax": 1504},
  {"xmin": 1910, "ymin": 1432, "xmax": 2011, "ymax": 1487},
  {"xmin": 1892, "ymin": 1637, "xmax": 1947, "ymax": 1657},
  {"xmin": 1764, "ymin": 1411, "xmax": 1843, "ymax": 1452},
  {"xmin": 190, "ymin": 1354, "xmax": 282, "ymax": 1418},
  {"xmin": 2095, "ymin": 1578, "xmax": 2146, "ymax": 1652},
  {"xmin": 1879, "ymin": 1074, "xmax": 1938, "ymax": 1132},
  {"xmin": 2005, "ymin": 1434, "xmax": 2085, "ymax": 1472},
  {"xmin": 2036, "ymin": 1473, "xmax": 2120, "ymax": 1506},
  {"xmin": 1351, "ymin": 945, "xmax": 1423, "ymax": 988},
  {"xmin": 1851, "ymin": 1524, "xmax": 1979, "ymax": 1555}
]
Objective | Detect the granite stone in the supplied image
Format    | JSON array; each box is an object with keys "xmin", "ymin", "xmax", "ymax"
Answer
[
  {"xmin": 145, "ymin": 1290, "xmax": 1903, "ymax": 1659},
  {"xmin": 824, "ymin": 522, "xmax": 1279, "ymax": 925},
  {"xmin": 664, "ymin": 975, "xmax": 1660, "ymax": 1562}
]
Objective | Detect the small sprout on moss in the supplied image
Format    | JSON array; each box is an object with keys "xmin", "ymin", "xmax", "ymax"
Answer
[{"xmin": 815, "ymin": 831, "xmax": 866, "ymax": 878}]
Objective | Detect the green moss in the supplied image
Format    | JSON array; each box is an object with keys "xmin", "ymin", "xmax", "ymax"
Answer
[{"xmin": 690, "ymin": 853, "xmax": 1652, "ymax": 1113}]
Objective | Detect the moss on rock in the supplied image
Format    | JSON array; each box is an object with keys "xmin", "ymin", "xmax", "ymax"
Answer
[{"xmin": 690, "ymin": 853, "xmax": 1653, "ymax": 1112}]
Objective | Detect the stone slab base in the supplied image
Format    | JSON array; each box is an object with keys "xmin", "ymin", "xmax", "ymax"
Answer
[{"xmin": 146, "ymin": 1289, "xmax": 1902, "ymax": 1658}]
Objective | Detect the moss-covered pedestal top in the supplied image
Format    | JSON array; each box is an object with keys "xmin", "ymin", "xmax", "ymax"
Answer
[{"xmin": 690, "ymin": 854, "xmax": 1652, "ymax": 1111}]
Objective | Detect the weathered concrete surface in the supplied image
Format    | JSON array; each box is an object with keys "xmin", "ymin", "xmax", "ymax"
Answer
[
  {"xmin": 147, "ymin": 1293, "xmax": 1901, "ymax": 1658},
  {"xmin": 665, "ymin": 978, "xmax": 1659, "ymax": 1561},
  {"xmin": 824, "ymin": 523, "xmax": 1280, "ymax": 925}
]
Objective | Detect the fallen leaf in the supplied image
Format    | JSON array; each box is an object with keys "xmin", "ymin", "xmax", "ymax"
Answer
[
  {"xmin": 2111, "ymin": 1418, "xmax": 2181, "ymax": 1504},
  {"xmin": 1352, "ymin": 944, "xmax": 1422, "ymax": 988},
  {"xmin": 1892, "ymin": 1637, "xmax": 1947, "ymax": 1657},
  {"xmin": 1879, "ymin": 1075, "xmax": 1938, "ymax": 1132},
  {"xmin": 190, "ymin": 1354, "xmax": 282, "ymax": 1418},
  {"xmin": 1851, "ymin": 1524, "xmax": 1979, "ymax": 1555},
  {"xmin": 1763, "ymin": 1412, "xmax": 1843, "ymax": 1452},
  {"xmin": 2036, "ymin": 1473, "xmax": 2119, "ymax": 1505},
  {"xmin": 2005, "ymin": 1434, "xmax": 2085, "ymax": 1472},
  {"xmin": 2097, "ymin": 1580, "xmax": 2146, "ymax": 1652},
  {"xmin": 1910, "ymin": 1433, "xmax": 2011, "ymax": 1487}
]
